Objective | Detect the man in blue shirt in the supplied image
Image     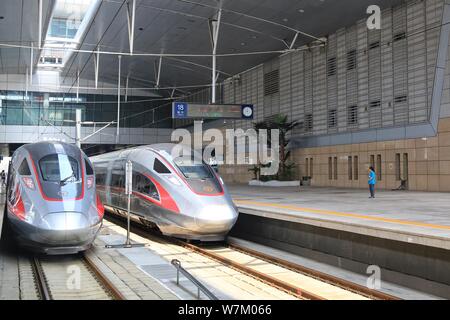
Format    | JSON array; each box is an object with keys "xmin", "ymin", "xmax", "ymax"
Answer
[{"xmin": 368, "ymin": 166, "xmax": 376, "ymax": 198}]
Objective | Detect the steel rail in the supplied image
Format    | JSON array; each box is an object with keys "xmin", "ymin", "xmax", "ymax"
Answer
[
  {"xmin": 31, "ymin": 257, "xmax": 51, "ymax": 300},
  {"xmin": 227, "ymin": 242, "xmax": 400, "ymax": 300},
  {"xmin": 104, "ymin": 214, "xmax": 401, "ymax": 300},
  {"xmin": 82, "ymin": 254, "xmax": 125, "ymax": 300},
  {"xmin": 104, "ymin": 215, "xmax": 323, "ymax": 300},
  {"xmin": 31, "ymin": 255, "xmax": 124, "ymax": 300}
]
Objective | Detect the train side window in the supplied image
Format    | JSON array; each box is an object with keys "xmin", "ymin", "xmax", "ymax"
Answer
[
  {"xmin": 134, "ymin": 172, "xmax": 159, "ymax": 201},
  {"xmin": 153, "ymin": 158, "xmax": 171, "ymax": 174},
  {"xmin": 85, "ymin": 159, "xmax": 94, "ymax": 175},
  {"xmin": 96, "ymin": 173, "xmax": 106, "ymax": 186},
  {"xmin": 18, "ymin": 159, "xmax": 31, "ymax": 175}
]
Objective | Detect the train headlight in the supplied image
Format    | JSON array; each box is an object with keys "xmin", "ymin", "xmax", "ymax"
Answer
[{"xmin": 22, "ymin": 177, "xmax": 35, "ymax": 190}]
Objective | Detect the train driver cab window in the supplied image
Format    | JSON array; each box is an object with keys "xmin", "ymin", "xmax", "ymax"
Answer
[
  {"xmin": 173, "ymin": 157, "xmax": 213, "ymax": 180},
  {"xmin": 153, "ymin": 158, "xmax": 171, "ymax": 174},
  {"xmin": 133, "ymin": 172, "xmax": 159, "ymax": 201},
  {"xmin": 39, "ymin": 154, "xmax": 80, "ymax": 183},
  {"xmin": 84, "ymin": 159, "xmax": 94, "ymax": 175},
  {"xmin": 18, "ymin": 159, "xmax": 31, "ymax": 175}
]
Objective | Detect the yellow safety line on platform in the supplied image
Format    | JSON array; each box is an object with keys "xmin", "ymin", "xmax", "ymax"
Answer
[{"xmin": 234, "ymin": 200, "xmax": 450, "ymax": 231}]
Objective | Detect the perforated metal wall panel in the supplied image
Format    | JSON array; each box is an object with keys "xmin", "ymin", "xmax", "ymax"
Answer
[
  {"xmin": 357, "ymin": 20, "xmax": 369, "ymax": 130},
  {"xmin": 327, "ymin": 33, "xmax": 338, "ymax": 133},
  {"xmin": 393, "ymin": 4, "xmax": 408, "ymax": 125},
  {"xmin": 368, "ymin": 25, "xmax": 382, "ymax": 128},
  {"xmin": 381, "ymin": 7, "xmax": 394, "ymax": 127},
  {"xmin": 407, "ymin": 0, "xmax": 428, "ymax": 124},
  {"xmin": 346, "ymin": 25, "xmax": 358, "ymax": 130},
  {"xmin": 313, "ymin": 46, "xmax": 327, "ymax": 135},
  {"xmin": 304, "ymin": 51, "xmax": 313, "ymax": 134},
  {"xmin": 218, "ymin": 0, "xmax": 444, "ymax": 138},
  {"xmin": 280, "ymin": 54, "xmax": 292, "ymax": 120}
]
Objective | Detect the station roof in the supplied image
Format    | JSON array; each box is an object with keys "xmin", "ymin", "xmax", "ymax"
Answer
[{"xmin": 0, "ymin": 0, "xmax": 403, "ymax": 98}]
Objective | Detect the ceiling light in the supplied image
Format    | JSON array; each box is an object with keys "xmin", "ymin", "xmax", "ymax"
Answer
[
  {"xmin": 283, "ymin": 18, "xmax": 288, "ymax": 22},
  {"xmin": 240, "ymin": 42, "xmax": 246, "ymax": 46},
  {"xmin": 298, "ymin": 9, "xmax": 304, "ymax": 13}
]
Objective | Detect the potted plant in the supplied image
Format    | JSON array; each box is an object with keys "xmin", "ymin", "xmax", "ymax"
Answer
[{"xmin": 250, "ymin": 114, "xmax": 301, "ymax": 187}]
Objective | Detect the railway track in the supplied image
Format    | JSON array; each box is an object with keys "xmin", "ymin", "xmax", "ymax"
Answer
[
  {"xmin": 105, "ymin": 214, "xmax": 400, "ymax": 300},
  {"xmin": 30, "ymin": 254, "xmax": 124, "ymax": 300}
]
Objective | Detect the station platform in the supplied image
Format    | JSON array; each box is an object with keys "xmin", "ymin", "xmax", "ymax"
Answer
[
  {"xmin": 228, "ymin": 184, "xmax": 450, "ymax": 298},
  {"xmin": 229, "ymin": 185, "xmax": 450, "ymax": 250}
]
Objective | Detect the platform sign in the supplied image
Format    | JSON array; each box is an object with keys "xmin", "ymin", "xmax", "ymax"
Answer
[
  {"xmin": 125, "ymin": 160, "xmax": 132, "ymax": 195},
  {"xmin": 172, "ymin": 102, "xmax": 254, "ymax": 120},
  {"xmin": 173, "ymin": 102, "xmax": 188, "ymax": 118}
]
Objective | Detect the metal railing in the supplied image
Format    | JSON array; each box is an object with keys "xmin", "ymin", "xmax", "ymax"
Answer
[{"xmin": 171, "ymin": 259, "xmax": 218, "ymax": 300}]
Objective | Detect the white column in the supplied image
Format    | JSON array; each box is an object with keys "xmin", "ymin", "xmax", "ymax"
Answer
[
  {"xmin": 116, "ymin": 55, "xmax": 122, "ymax": 143},
  {"xmin": 75, "ymin": 109, "xmax": 82, "ymax": 148},
  {"xmin": 127, "ymin": 0, "xmax": 136, "ymax": 55},
  {"xmin": 38, "ymin": 0, "xmax": 43, "ymax": 49},
  {"xmin": 211, "ymin": 9, "xmax": 222, "ymax": 104}
]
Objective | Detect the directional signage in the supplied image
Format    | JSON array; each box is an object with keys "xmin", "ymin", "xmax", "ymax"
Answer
[
  {"xmin": 172, "ymin": 102, "xmax": 188, "ymax": 118},
  {"xmin": 172, "ymin": 102, "xmax": 254, "ymax": 120}
]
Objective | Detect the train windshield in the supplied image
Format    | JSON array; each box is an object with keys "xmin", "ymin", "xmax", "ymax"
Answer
[
  {"xmin": 173, "ymin": 158, "xmax": 212, "ymax": 180},
  {"xmin": 173, "ymin": 156, "xmax": 222, "ymax": 194},
  {"xmin": 39, "ymin": 154, "xmax": 80, "ymax": 183}
]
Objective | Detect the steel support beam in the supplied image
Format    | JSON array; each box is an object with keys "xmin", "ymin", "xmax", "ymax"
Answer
[
  {"xmin": 75, "ymin": 109, "xmax": 82, "ymax": 148},
  {"xmin": 76, "ymin": 70, "xmax": 80, "ymax": 100},
  {"xmin": 25, "ymin": 68, "xmax": 28, "ymax": 98},
  {"xmin": 125, "ymin": 76, "xmax": 129, "ymax": 102},
  {"xmin": 94, "ymin": 49, "xmax": 100, "ymax": 89},
  {"xmin": 156, "ymin": 56, "xmax": 162, "ymax": 87},
  {"xmin": 127, "ymin": 0, "xmax": 136, "ymax": 55},
  {"xmin": 29, "ymin": 43, "xmax": 33, "ymax": 85},
  {"xmin": 210, "ymin": 9, "xmax": 222, "ymax": 104},
  {"xmin": 38, "ymin": 0, "xmax": 43, "ymax": 49},
  {"xmin": 289, "ymin": 32, "xmax": 299, "ymax": 49},
  {"xmin": 116, "ymin": 55, "xmax": 122, "ymax": 143}
]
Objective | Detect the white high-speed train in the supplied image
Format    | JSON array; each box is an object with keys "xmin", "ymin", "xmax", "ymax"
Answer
[
  {"xmin": 4, "ymin": 141, "xmax": 104, "ymax": 254},
  {"xmin": 90, "ymin": 143, "xmax": 238, "ymax": 241}
]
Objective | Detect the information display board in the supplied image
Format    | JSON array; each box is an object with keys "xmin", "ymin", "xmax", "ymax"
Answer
[{"xmin": 172, "ymin": 102, "xmax": 253, "ymax": 120}]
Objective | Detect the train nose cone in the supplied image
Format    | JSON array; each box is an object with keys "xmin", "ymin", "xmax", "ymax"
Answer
[
  {"xmin": 33, "ymin": 212, "xmax": 101, "ymax": 246},
  {"xmin": 195, "ymin": 205, "xmax": 238, "ymax": 233},
  {"xmin": 41, "ymin": 212, "xmax": 90, "ymax": 230}
]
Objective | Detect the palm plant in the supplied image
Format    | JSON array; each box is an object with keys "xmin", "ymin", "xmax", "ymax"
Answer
[{"xmin": 254, "ymin": 114, "xmax": 300, "ymax": 180}]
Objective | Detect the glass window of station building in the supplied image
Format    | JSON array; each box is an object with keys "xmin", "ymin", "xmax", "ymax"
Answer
[{"xmin": 0, "ymin": 91, "xmax": 172, "ymax": 128}]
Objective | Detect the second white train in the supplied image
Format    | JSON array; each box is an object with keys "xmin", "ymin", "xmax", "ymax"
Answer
[{"xmin": 90, "ymin": 143, "xmax": 238, "ymax": 241}]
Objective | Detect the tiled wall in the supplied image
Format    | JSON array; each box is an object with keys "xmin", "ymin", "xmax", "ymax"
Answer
[
  {"xmin": 218, "ymin": 117, "xmax": 450, "ymax": 191},
  {"xmin": 292, "ymin": 117, "xmax": 450, "ymax": 192}
]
